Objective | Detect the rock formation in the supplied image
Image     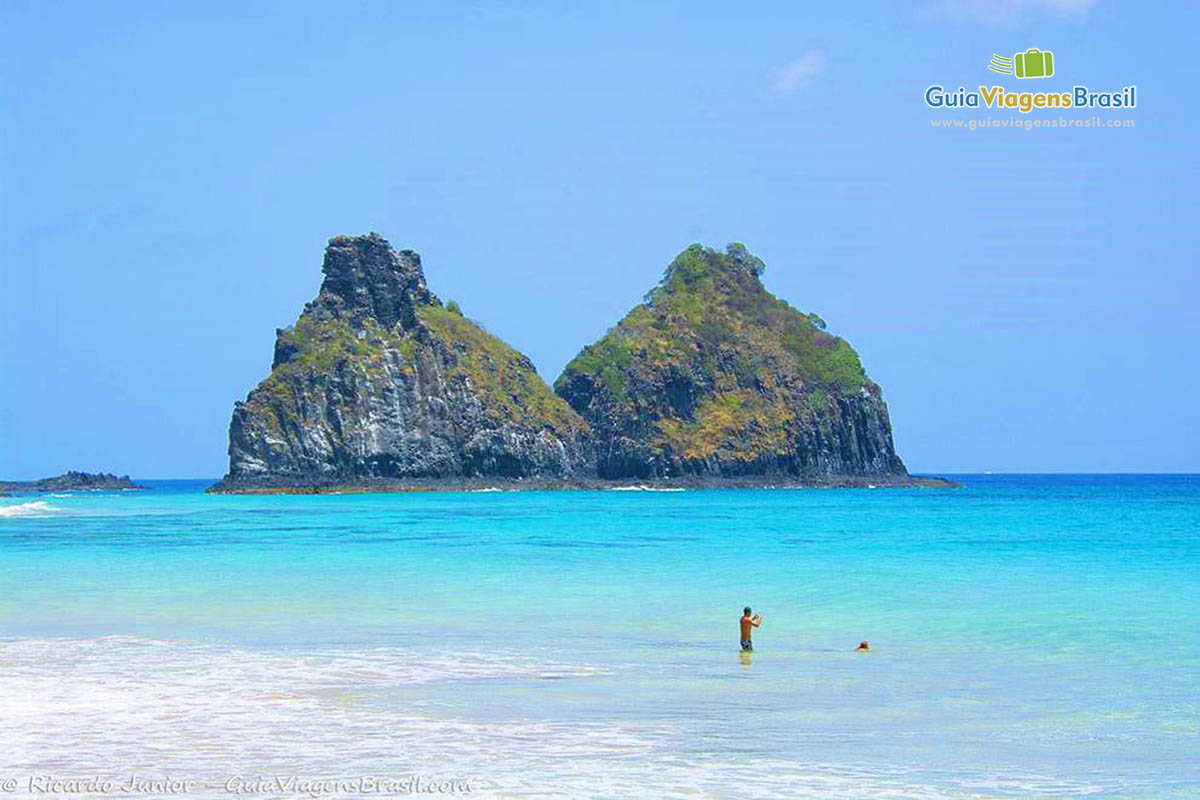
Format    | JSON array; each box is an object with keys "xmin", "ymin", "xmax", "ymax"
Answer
[
  {"xmin": 0, "ymin": 471, "xmax": 148, "ymax": 492},
  {"xmin": 212, "ymin": 235, "xmax": 941, "ymax": 492},
  {"xmin": 210, "ymin": 233, "xmax": 591, "ymax": 491},
  {"xmin": 554, "ymin": 243, "xmax": 909, "ymax": 482}
]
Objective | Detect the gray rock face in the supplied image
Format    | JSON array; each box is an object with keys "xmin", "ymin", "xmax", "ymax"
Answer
[
  {"xmin": 212, "ymin": 234, "xmax": 592, "ymax": 490},
  {"xmin": 313, "ymin": 235, "xmax": 431, "ymax": 331}
]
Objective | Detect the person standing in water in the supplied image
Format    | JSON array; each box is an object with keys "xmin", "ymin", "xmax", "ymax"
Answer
[{"xmin": 740, "ymin": 606, "xmax": 762, "ymax": 651}]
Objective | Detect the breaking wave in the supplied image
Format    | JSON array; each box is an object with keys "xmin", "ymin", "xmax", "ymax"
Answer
[
  {"xmin": 0, "ymin": 500, "xmax": 59, "ymax": 518},
  {"xmin": 608, "ymin": 486, "xmax": 686, "ymax": 492}
]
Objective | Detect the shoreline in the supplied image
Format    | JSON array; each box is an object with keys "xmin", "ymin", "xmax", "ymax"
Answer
[{"xmin": 206, "ymin": 474, "xmax": 961, "ymax": 495}]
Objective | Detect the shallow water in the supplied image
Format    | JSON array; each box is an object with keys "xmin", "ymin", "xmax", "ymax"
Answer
[{"xmin": 1, "ymin": 476, "xmax": 1197, "ymax": 797}]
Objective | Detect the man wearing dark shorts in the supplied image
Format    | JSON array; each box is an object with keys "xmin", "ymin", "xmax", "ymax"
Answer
[{"xmin": 740, "ymin": 606, "xmax": 762, "ymax": 650}]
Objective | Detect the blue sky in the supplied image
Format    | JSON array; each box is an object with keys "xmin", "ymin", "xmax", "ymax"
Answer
[{"xmin": 1, "ymin": 1, "xmax": 1196, "ymax": 478}]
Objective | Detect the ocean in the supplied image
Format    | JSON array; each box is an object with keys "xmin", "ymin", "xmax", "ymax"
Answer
[{"xmin": 0, "ymin": 476, "xmax": 1197, "ymax": 798}]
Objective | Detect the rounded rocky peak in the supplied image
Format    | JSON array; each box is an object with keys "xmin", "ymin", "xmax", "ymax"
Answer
[{"xmin": 651, "ymin": 242, "xmax": 767, "ymax": 303}]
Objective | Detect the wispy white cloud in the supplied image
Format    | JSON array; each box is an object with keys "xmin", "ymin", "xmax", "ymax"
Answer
[
  {"xmin": 767, "ymin": 50, "xmax": 827, "ymax": 97},
  {"xmin": 939, "ymin": 0, "xmax": 1100, "ymax": 25}
]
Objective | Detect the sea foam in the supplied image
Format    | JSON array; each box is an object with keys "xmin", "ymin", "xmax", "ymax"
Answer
[
  {"xmin": 0, "ymin": 636, "xmax": 1113, "ymax": 799},
  {"xmin": 0, "ymin": 500, "xmax": 59, "ymax": 518}
]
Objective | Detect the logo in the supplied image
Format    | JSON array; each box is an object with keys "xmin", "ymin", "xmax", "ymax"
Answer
[
  {"xmin": 989, "ymin": 48, "xmax": 1055, "ymax": 79},
  {"xmin": 924, "ymin": 47, "xmax": 1136, "ymax": 115}
]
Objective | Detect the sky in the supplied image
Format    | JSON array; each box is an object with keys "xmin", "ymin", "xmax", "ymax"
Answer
[{"xmin": 1, "ymin": 1, "xmax": 1197, "ymax": 478}]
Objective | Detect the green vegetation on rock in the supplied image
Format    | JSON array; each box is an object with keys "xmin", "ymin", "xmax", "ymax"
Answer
[
  {"xmin": 555, "ymin": 242, "xmax": 904, "ymax": 479},
  {"xmin": 417, "ymin": 304, "xmax": 583, "ymax": 433}
]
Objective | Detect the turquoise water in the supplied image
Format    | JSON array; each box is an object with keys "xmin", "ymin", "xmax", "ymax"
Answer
[{"xmin": 1, "ymin": 476, "xmax": 1197, "ymax": 797}]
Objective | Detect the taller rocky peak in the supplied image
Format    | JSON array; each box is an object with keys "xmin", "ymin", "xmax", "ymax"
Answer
[
  {"xmin": 214, "ymin": 231, "xmax": 593, "ymax": 491},
  {"xmin": 313, "ymin": 233, "xmax": 433, "ymax": 328}
]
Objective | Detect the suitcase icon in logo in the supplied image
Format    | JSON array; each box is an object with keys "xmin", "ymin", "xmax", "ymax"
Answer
[{"xmin": 1014, "ymin": 48, "xmax": 1054, "ymax": 79}]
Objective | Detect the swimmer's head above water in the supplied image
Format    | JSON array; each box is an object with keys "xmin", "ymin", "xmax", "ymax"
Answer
[{"xmin": 855, "ymin": 641, "xmax": 870, "ymax": 652}]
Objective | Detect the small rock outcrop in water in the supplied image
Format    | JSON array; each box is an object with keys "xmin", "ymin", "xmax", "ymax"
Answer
[
  {"xmin": 554, "ymin": 243, "xmax": 910, "ymax": 482},
  {"xmin": 210, "ymin": 233, "xmax": 591, "ymax": 491},
  {"xmin": 0, "ymin": 471, "xmax": 148, "ymax": 493}
]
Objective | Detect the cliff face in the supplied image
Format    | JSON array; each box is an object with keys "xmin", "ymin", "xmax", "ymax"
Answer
[
  {"xmin": 213, "ymin": 233, "xmax": 591, "ymax": 490},
  {"xmin": 554, "ymin": 243, "xmax": 908, "ymax": 481}
]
